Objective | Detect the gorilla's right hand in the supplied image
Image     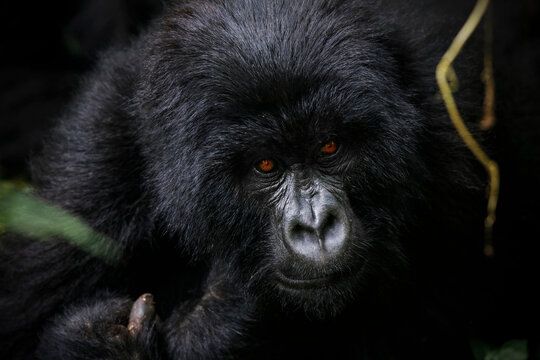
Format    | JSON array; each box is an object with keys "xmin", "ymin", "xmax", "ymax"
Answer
[{"xmin": 37, "ymin": 294, "xmax": 160, "ymax": 360}]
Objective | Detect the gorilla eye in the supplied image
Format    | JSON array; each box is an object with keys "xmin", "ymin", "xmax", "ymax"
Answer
[
  {"xmin": 321, "ymin": 141, "xmax": 338, "ymax": 155},
  {"xmin": 256, "ymin": 159, "xmax": 276, "ymax": 173}
]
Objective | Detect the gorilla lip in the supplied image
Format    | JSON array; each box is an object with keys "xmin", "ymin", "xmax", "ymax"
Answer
[{"xmin": 275, "ymin": 271, "xmax": 343, "ymax": 290}]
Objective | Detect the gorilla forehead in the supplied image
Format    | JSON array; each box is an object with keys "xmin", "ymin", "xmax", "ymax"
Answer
[
  {"xmin": 150, "ymin": 0, "xmax": 395, "ymax": 104},
  {"xmin": 162, "ymin": 0, "xmax": 378, "ymax": 65}
]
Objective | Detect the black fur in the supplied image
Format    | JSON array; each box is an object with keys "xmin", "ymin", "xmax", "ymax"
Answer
[{"xmin": 1, "ymin": 0, "xmax": 539, "ymax": 359}]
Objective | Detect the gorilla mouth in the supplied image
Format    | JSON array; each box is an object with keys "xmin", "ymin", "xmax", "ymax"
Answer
[{"xmin": 275, "ymin": 271, "xmax": 345, "ymax": 290}]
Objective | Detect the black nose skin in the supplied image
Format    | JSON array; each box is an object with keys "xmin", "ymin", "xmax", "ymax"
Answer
[{"xmin": 282, "ymin": 183, "xmax": 350, "ymax": 262}]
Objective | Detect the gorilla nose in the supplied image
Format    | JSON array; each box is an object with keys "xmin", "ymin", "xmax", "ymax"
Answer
[{"xmin": 284, "ymin": 204, "xmax": 349, "ymax": 262}]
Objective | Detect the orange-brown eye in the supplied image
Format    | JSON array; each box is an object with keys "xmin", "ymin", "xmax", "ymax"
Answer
[
  {"xmin": 257, "ymin": 159, "xmax": 275, "ymax": 173},
  {"xmin": 321, "ymin": 141, "xmax": 338, "ymax": 155}
]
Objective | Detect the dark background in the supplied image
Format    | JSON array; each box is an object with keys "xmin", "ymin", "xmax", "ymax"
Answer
[{"xmin": 0, "ymin": 0, "xmax": 163, "ymax": 180}]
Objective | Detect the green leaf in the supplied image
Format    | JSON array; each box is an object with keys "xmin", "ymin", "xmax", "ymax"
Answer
[
  {"xmin": 471, "ymin": 339, "xmax": 528, "ymax": 360},
  {"xmin": 0, "ymin": 183, "xmax": 122, "ymax": 264},
  {"xmin": 485, "ymin": 340, "xmax": 527, "ymax": 360}
]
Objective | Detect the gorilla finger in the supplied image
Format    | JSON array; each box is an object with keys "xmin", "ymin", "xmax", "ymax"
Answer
[{"xmin": 128, "ymin": 293, "xmax": 156, "ymax": 337}]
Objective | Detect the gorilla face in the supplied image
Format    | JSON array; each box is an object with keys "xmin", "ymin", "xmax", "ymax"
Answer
[
  {"xmin": 245, "ymin": 134, "xmax": 372, "ymax": 316},
  {"xmin": 229, "ymin": 95, "xmax": 419, "ymax": 316},
  {"xmin": 139, "ymin": 0, "xmax": 427, "ymax": 317}
]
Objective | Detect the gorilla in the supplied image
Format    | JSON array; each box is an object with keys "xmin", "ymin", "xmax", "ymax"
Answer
[{"xmin": 1, "ymin": 0, "xmax": 539, "ymax": 359}]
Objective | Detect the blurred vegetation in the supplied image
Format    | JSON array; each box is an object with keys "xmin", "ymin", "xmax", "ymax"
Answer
[
  {"xmin": 0, "ymin": 180, "xmax": 122, "ymax": 263},
  {"xmin": 471, "ymin": 339, "xmax": 528, "ymax": 360}
]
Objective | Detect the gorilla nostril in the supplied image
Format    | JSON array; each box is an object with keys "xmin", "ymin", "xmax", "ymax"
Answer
[
  {"xmin": 320, "ymin": 212, "xmax": 347, "ymax": 254},
  {"xmin": 291, "ymin": 223, "xmax": 308, "ymax": 237},
  {"xmin": 290, "ymin": 223, "xmax": 318, "ymax": 245},
  {"xmin": 286, "ymin": 221, "xmax": 320, "ymax": 258},
  {"xmin": 321, "ymin": 213, "xmax": 338, "ymax": 237}
]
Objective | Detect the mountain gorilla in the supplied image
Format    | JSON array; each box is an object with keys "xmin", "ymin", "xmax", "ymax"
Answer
[{"xmin": 2, "ymin": 0, "xmax": 538, "ymax": 359}]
